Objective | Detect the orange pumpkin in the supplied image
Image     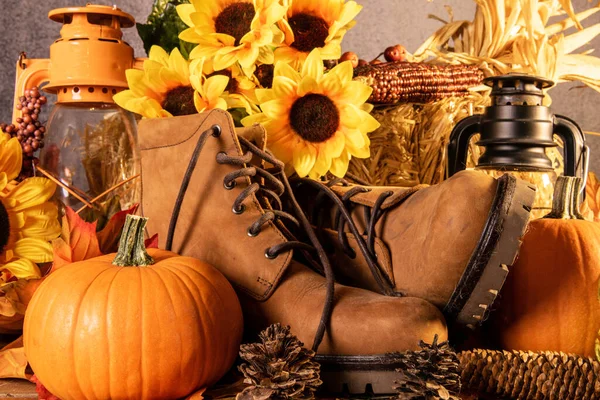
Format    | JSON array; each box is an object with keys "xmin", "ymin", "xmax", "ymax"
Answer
[
  {"xmin": 24, "ymin": 215, "xmax": 243, "ymax": 400},
  {"xmin": 491, "ymin": 176, "xmax": 600, "ymax": 357}
]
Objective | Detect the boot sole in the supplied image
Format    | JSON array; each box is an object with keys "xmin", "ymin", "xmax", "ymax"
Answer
[
  {"xmin": 443, "ymin": 174, "xmax": 536, "ymax": 328},
  {"xmin": 315, "ymin": 354, "xmax": 408, "ymax": 394}
]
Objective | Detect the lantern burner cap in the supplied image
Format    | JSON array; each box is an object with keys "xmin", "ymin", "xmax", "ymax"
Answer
[{"xmin": 484, "ymin": 73, "xmax": 554, "ymax": 107}]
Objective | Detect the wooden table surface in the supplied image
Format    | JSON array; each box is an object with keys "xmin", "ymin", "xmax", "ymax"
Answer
[{"xmin": 0, "ymin": 379, "xmax": 36, "ymax": 399}]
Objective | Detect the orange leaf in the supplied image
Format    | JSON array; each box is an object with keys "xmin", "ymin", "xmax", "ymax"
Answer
[
  {"xmin": 0, "ymin": 336, "xmax": 30, "ymax": 380},
  {"xmin": 51, "ymin": 207, "xmax": 102, "ymax": 272},
  {"xmin": 97, "ymin": 204, "xmax": 139, "ymax": 254},
  {"xmin": 145, "ymin": 233, "xmax": 159, "ymax": 249}
]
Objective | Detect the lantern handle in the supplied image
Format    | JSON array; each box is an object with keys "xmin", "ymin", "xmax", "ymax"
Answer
[
  {"xmin": 12, "ymin": 54, "xmax": 50, "ymax": 124},
  {"xmin": 447, "ymin": 114, "xmax": 482, "ymax": 178},
  {"xmin": 553, "ymin": 115, "xmax": 589, "ymax": 193}
]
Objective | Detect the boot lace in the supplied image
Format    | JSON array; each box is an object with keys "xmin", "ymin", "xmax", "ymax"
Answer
[
  {"xmin": 293, "ymin": 176, "xmax": 407, "ymax": 297},
  {"xmin": 166, "ymin": 124, "xmax": 336, "ymax": 352}
]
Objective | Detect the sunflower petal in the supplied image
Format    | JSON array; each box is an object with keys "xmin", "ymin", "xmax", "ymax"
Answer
[
  {"xmin": 273, "ymin": 76, "xmax": 298, "ymax": 99},
  {"xmin": 149, "ymin": 46, "xmax": 170, "ymax": 66},
  {"xmin": 292, "ymin": 144, "xmax": 317, "ymax": 177},
  {"xmin": 359, "ymin": 111, "xmax": 381, "ymax": 133},
  {"xmin": 0, "ymin": 258, "xmax": 40, "ymax": 280},
  {"xmin": 13, "ymin": 238, "xmax": 53, "ymax": 264},
  {"xmin": 0, "ymin": 138, "xmax": 22, "ymax": 183},
  {"xmin": 242, "ymin": 113, "xmax": 269, "ymax": 127},
  {"xmin": 205, "ymin": 75, "xmax": 230, "ymax": 100},
  {"xmin": 274, "ymin": 61, "xmax": 302, "ymax": 82},
  {"xmin": 297, "ymin": 76, "xmax": 320, "ymax": 96},
  {"xmin": 6, "ymin": 178, "xmax": 56, "ymax": 212},
  {"xmin": 261, "ymin": 99, "xmax": 289, "ymax": 119},
  {"xmin": 194, "ymin": 92, "xmax": 210, "ymax": 113},
  {"xmin": 179, "ymin": 27, "xmax": 204, "ymax": 44},
  {"xmin": 301, "ymin": 49, "xmax": 324, "ymax": 81},
  {"xmin": 329, "ymin": 150, "xmax": 350, "ymax": 178},
  {"xmin": 323, "ymin": 133, "xmax": 346, "ymax": 158},
  {"xmin": 176, "ymin": 4, "xmax": 196, "ymax": 27}
]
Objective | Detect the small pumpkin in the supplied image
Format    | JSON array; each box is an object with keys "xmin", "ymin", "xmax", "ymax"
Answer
[
  {"xmin": 491, "ymin": 176, "xmax": 600, "ymax": 357},
  {"xmin": 24, "ymin": 215, "xmax": 243, "ymax": 400}
]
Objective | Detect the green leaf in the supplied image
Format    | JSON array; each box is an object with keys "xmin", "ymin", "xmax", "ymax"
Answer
[{"xmin": 135, "ymin": 0, "xmax": 194, "ymax": 58}]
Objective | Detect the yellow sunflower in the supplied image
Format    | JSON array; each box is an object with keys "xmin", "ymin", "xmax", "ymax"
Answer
[
  {"xmin": 177, "ymin": 0, "xmax": 287, "ymax": 71},
  {"xmin": 114, "ymin": 46, "xmax": 230, "ymax": 118},
  {"xmin": 242, "ymin": 49, "xmax": 379, "ymax": 178},
  {"xmin": 201, "ymin": 59, "xmax": 260, "ymax": 114},
  {"xmin": 0, "ymin": 133, "xmax": 60, "ymax": 282},
  {"xmin": 275, "ymin": 0, "xmax": 362, "ymax": 67}
]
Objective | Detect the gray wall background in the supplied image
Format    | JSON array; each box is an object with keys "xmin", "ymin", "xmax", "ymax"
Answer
[{"xmin": 1, "ymin": 0, "xmax": 599, "ymax": 172}]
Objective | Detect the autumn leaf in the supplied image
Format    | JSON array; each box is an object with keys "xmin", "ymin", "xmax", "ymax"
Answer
[
  {"xmin": 97, "ymin": 204, "xmax": 139, "ymax": 254},
  {"xmin": 0, "ymin": 336, "xmax": 30, "ymax": 380},
  {"xmin": 145, "ymin": 233, "xmax": 159, "ymax": 249},
  {"xmin": 51, "ymin": 207, "xmax": 102, "ymax": 272},
  {"xmin": 0, "ymin": 279, "xmax": 45, "ymax": 319}
]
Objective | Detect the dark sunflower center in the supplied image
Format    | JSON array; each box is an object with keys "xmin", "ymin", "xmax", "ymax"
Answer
[
  {"xmin": 290, "ymin": 94, "xmax": 340, "ymax": 143},
  {"xmin": 162, "ymin": 86, "xmax": 197, "ymax": 116},
  {"xmin": 289, "ymin": 13, "xmax": 330, "ymax": 52},
  {"xmin": 0, "ymin": 200, "xmax": 9, "ymax": 255},
  {"xmin": 215, "ymin": 2, "xmax": 255, "ymax": 46},
  {"xmin": 256, "ymin": 64, "xmax": 274, "ymax": 88}
]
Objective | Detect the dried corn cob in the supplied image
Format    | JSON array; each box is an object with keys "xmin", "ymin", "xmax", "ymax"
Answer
[
  {"xmin": 459, "ymin": 349, "xmax": 600, "ymax": 400},
  {"xmin": 354, "ymin": 62, "xmax": 484, "ymax": 105}
]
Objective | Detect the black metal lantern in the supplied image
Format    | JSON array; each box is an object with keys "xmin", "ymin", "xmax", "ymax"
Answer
[{"xmin": 447, "ymin": 73, "xmax": 589, "ymax": 216}]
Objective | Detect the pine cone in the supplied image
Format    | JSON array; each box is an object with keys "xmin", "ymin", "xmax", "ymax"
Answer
[
  {"xmin": 237, "ymin": 324, "xmax": 322, "ymax": 400},
  {"xmin": 391, "ymin": 335, "xmax": 461, "ymax": 399},
  {"xmin": 459, "ymin": 349, "xmax": 600, "ymax": 399}
]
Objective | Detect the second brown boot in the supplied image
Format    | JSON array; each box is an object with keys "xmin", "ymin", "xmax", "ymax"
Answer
[
  {"xmin": 293, "ymin": 170, "xmax": 535, "ymax": 329},
  {"xmin": 138, "ymin": 110, "xmax": 447, "ymax": 393}
]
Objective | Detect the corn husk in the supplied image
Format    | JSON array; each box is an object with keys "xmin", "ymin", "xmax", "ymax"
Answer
[{"xmin": 412, "ymin": 0, "xmax": 600, "ymax": 93}]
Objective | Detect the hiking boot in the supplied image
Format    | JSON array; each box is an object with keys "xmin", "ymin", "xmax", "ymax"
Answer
[
  {"xmin": 293, "ymin": 170, "xmax": 535, "ymax": 329},
  {"xmin": 137, "ymin": 110, "xmax": 447, "ymax": 393}
]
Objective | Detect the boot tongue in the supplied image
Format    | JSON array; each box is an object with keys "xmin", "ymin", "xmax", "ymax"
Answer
[{"xmin": 236, "ymin": 125, "xmax": 268, "ymax": 169}]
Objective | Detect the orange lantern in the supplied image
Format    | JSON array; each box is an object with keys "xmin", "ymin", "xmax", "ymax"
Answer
[{"xmin": 13, "ymin": 4, "xmax": 145, "ymax": 224}]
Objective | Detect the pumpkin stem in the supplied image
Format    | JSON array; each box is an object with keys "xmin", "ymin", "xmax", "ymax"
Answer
[
  {"xmin": 112, "ymin": 215, "xmax": 155, "ymax": 267},
  {"xmin": 543, "ymin": 176, "xmax": 585, "ymax": 220}
]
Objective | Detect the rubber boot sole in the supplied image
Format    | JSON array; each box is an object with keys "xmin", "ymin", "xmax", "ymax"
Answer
[
  {"xmin": 315, "ymin": 354, "xmax": 406, "ymax": 395},
  {"xmin": 443, "ymin": 174, "xmax": 536, "ymax": 328}
]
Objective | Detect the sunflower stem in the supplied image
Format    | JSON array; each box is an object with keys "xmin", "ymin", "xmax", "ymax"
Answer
[
  {"xmin": 113, "ymin": 215, "xmax": 154, "ymax": 267},
  {"xmin": 543, "ymin": 176, "xmax": 585, "ymax": 220}
]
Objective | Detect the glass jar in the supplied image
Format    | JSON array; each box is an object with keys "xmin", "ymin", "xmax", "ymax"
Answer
[{"xmin": 38, "ymin": 103, "xmax": 140, "ymax": 228}]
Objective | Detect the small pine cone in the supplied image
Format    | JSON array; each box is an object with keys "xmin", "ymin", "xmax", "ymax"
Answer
[
  {"xmin": 459, "ymin": 349, "xmax": 600, "ymax": 400},
  {"xmin": 391, "ymin": 335, "xmax": 461, "ymax": 399},
  {"xmin": 353, "ymin": 61, "xmax": 484, "ymax": 105},
  {"xmin": 237, "ymin": 324, "xmax": 322, "ymax": 400}
]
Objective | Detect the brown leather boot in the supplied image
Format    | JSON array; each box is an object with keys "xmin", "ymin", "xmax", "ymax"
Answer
[
  {"xmin": 138, "ymin": 110, "xmax": 447, "ymax": 393},
  {"xmin": 293, "ymin": 170, "xmax": 535, "ymax": 329}
]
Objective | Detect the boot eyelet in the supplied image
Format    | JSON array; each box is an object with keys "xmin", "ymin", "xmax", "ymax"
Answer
[
  {"xmin": 247, "ymin": 227, "xmax": 260, "ymax": 237},
  {"xmin": 211, "ymin": 124, "xmax": 221, "ymax": 137},
  {"xmin": 232, "ymin": 204, "xmax": 246, "ymax": 215},
  {"xmin": 224, "ymin": 180, "xmax": 236, "ymax": 190},
  {"xmin": 265, "ymin": 249, "xmax": 277, "ymax": 259}
]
